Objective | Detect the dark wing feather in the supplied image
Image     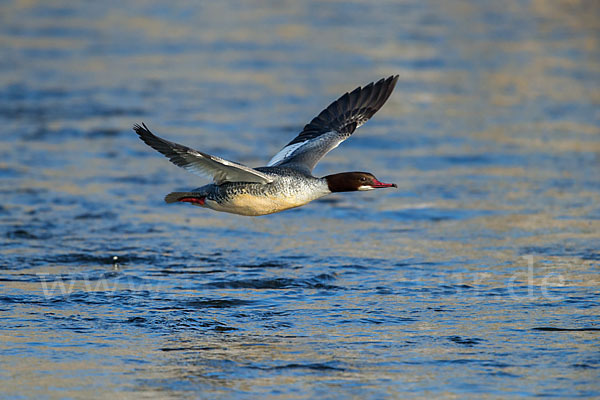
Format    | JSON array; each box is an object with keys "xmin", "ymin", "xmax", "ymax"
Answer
[
  {"xmin": 267, "ymin": 75, "xmax": 398, "ymax": 173},
  {"xmin": 133, "ymin": 123, "xmax": 273, "ymax": 185}
]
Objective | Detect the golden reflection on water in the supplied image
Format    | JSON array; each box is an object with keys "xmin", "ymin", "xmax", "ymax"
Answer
[{"xmin": 1, "ymin": 0, "xmax": 599, "ymax": 398}]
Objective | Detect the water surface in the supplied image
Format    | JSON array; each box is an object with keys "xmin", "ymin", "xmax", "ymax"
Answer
[{"xmin": 1, "ymin": 0, "xmax": 599, "ymax": 398}]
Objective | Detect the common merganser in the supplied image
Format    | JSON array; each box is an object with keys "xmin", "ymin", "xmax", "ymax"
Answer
[{"xmin": 134, "ymin": 76, "xmax": 398, "ymax": 216}]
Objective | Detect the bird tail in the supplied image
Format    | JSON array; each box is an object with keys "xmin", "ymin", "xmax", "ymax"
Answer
[{"xmin": 165, "ymin": 192, "xmax": 202, "ymax": 204}]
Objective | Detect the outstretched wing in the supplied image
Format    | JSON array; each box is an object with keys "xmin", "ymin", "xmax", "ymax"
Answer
[
  {"xmin": 267, "ymin": 75, "xmax": 398, "ymax": 173},
  {"xmin": 133, "ymin": 123, "xmax": 273, "ymax": 185}
]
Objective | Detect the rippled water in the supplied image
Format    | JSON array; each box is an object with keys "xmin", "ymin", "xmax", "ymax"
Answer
[{"xmin": 1, "ymin": 0, "xmax": 599, "ymax": 398}]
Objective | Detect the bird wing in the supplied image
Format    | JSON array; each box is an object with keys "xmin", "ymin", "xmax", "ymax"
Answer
[
  {"xmin": 133, "ymin": 123, "xmax": 273, "ymax": 185},
  {"xmin": 267, "ymin": 75, "xmax": 398, "ymax": 174}
]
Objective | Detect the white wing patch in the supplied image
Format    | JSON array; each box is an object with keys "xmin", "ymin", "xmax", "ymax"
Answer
[
  {"xmin": 181, "ymin": 149, "xmax": 273, "ymax": 184},
  {"xmin": 267, "ymin": 141, "xmax": 306, "ymax": 166}
]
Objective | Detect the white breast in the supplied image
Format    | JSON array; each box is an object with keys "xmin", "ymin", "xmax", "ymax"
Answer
[{"xmin": 205, "ymin": 193, "xmax": 306, "ymax": 216}]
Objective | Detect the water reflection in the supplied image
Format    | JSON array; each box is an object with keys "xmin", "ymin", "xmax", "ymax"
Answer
[{"xmin": 1, "ymin": 0, "xmax": 599, "ymax": 398}]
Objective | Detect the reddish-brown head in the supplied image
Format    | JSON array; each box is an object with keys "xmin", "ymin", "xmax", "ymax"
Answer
[{"xmin": 324, "ymin": 172, "xmax": 397, "ymax": 193}]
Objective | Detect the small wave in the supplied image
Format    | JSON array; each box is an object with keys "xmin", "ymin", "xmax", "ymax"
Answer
[
  {"xmin": 0, "ymin": 295, "xmax": 45, "ymax": 305},
  {"xmin": 257, "ymin": 362, "xmax": 345, "ymax": 371},
  {"xmin": 34, "ymin": 253, "xmax": 156, "ymax": 266},
  {"xmin": 126, "ymin": 316, "xmax": 147, "ymax": 324},
  {"xmin": 572, "ymin": 363, "xmax": 598, "ymax": 369},
  {"xmin": 156, "ymin": 268, "xmax": 224, "ymax": 276},
  {"xmin": 447, "ymin": 335, "xmax": 484, "ymax": 346},
  {"xmin": 160, "ymin": 346, "xmax": 217, "ymax": 352},
  {"xmin": 532, "ymin": 327, "xmax": 600, "ymax": 332},
  {"xmin": 85, "ymin": 128, "xmax": 123, "ymax": 138},
  {"xmin": 74, "ymin": 212, "xmax": 118, "ymax": 220},
  {"xmin": 205, "ymin": 274, "xmax": 338, "ymax": 290},
  {"xmin": 5, "ymin": 229, "xmax": 51, "ymax": 240},
  {"xmin": 108, "ymin": 175, "xmax": 154, "ymax": 184},
  {"xmin": 0, "ymin": 270, "xmax": 120, "ymax": 283},
  {"xmin": 236, "ymin": 261, "xmax": 290, "ymax": 269},
  {"xmin": 386, "ymin": 207, "xmax": 498, "ymax": 222},
  {"xmin": 185, "ymin": 298, "xmax": 255, "ymax": 308},
  {"xmin": 520, "ymin": 245, "xmax": 599, "ymax": 260}
]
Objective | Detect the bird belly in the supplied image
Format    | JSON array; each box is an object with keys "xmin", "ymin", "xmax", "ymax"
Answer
[{"xmin": 206, "ymin": 192, "xmax": 314, "ymax": 216}]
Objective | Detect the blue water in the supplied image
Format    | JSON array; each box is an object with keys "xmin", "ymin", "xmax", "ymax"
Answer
[{"xmin": 1, "ymin": 1, "xmax": 599, "ymax": 398}]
